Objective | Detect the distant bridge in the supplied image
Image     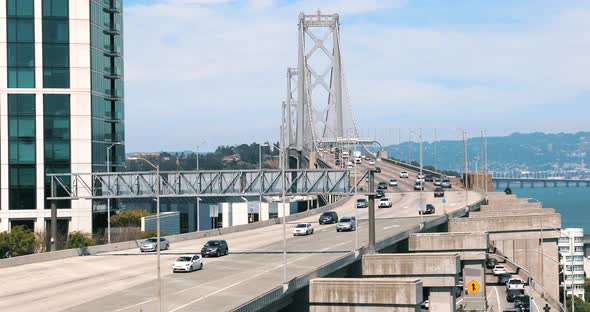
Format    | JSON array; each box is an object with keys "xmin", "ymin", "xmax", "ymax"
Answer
[{"xmin": 493, "ymin": 177, "xmax": 590, "ymax": 189}]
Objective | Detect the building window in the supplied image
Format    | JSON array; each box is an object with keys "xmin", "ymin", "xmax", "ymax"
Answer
[
  {"xmin": 42, "ymin": 0, "xmax": 69, "ymax": 88},
  {"xmin": 574, "ymin": 246, "xmax": 583, "ymax": 253},
  {"xmin": 8, "ymin": 94, "xmax": 36, "ymax": 210},
  {"xmin": 44, "ymin": 95, "xmax": 71, "ymax": 209},
  {"xmin": 574, "ymin": 237, "xmax": 583, "ymax": 243},
  {"xmin": 559, "ymin": 247, "xmax": 570, "ymax": 253},
  {"xmin": 559, "ymin": 237, "xmax": 569, "ymax": 244},
  {"xmin": 7, "ymin": 0, "xmax": 35, "ymax": 88}
]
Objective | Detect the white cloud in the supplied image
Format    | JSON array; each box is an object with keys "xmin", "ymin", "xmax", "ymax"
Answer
[{"xmin": 123, "ymin": 1, "xmax": 590, "ymax": 151}]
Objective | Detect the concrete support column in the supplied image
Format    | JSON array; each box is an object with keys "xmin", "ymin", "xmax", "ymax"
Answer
[
  {"xmin": 377, "ymin": 150, "xmax": 388, "ymax": 159},
  {"xmin": 462, "ymin": 260, "xmax": 486, "ymax": 311},
  {"xmin": 542, "ymin": 238, "xmax": 559, "ymax": 301},
  {"xmin": 429, "ymin": 287, "xmax": 456, "ymax": 312}
]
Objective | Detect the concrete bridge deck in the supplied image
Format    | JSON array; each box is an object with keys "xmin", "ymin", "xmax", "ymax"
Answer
[{"xmin": 0, "ymin": 193, "xmax": 481, "ymax": 311}]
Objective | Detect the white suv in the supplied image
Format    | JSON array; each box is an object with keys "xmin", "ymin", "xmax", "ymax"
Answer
[
  {"xmin": 399, "ymin": 171, "xmax": 409, "ymax": 178},
  {"xmin": 378, "ymin": 198, "xmax": 392, "ymax": 208}
]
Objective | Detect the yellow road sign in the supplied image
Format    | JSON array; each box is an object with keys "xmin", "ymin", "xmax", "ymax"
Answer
[{"xmin": 467, "ymin": 280, "xmax": 481, "ymax": 294}]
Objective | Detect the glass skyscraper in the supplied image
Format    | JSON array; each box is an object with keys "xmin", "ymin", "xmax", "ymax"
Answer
[{"xmin": 0, "ymin": 0, "xmax": 125, "ymax": 236}]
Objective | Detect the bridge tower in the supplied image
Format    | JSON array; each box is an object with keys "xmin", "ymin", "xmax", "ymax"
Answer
[{"xmin": 285, "ymin": 11, "xmax": 357, "ymax": 153}]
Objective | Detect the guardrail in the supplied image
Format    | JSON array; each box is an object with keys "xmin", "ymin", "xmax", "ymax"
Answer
[
  {"xmin": 0, "ymin": 196, "xmax": 353, "ymax": 269},
  {"xmin": 232, "ymin": 197, "xmax": 485, "ymax": 311},
  {"xmin": 379, "ymin": 158, "xmax": 443, "ymax": 178}
]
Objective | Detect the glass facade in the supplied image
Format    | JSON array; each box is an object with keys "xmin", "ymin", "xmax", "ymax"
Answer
[
  {"xmin": 44, "ymin": 95, "xmax": 71, "ymax": 209},
  {"xmin": 90, "ymin": 0, "xmax": 125, "ymax": 173},
  {"xmin": 8, "ymin": 95, "xmax": 36, "ymax": 210},
  {"xmin": 42, "ymin": 0, "xmax": 70, "ymax": 88},
  {"xmin": 7, "ymin": 0, "xmax": 35, "ymax": 88}
]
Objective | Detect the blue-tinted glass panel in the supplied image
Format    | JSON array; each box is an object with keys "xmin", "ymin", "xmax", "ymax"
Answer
[
  {"xmin": 8, "ymin": 68, "xmax": 35, "ymax": 88},
  {"xmin": 43, "ymin": 0, "xmax": 68, "ymax": 17},
  {"xmin": 42, "ymin": 19, "xmax": 69, "ymax": 43},
  {"xmin": 43, "ymin": 44, "xmax": 69, "ymax": 67},
  {"xmin": 7, "ymin": 0, "xmax": 34, "ymax": 17},
  {"xmin": 7, "ymin": 19, "xmax": 34, "ymax": 42},
  {"xmin": 43, "ymin": 68, "xmax": 70, "ymax": 88},
  {"xmin": 8, "ymin": 43, "xmax": 35, "ymax": 66}
]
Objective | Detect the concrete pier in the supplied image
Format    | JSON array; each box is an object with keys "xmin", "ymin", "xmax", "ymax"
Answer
[
  {"xmin": 362, "ymin": 253, "xmax": 460, "ymax": 312},
  {"xmin": 309, "ymin": 278, "xmax": 423, "ymax": 312}
]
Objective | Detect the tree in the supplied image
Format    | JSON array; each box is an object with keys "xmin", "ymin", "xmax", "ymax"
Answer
[
  {"xmin": 65, "ymin": 232, "xmax": 94, "ymax": 249},
  {"xmin": 0, "ymin": 226, "xmax": 40, "ymax": 258},
  {"xmin": 566, "ymin": 295, "xmax": 590, "ymax": 312},
  {"xmin": 111, "ymin": 209, "xmax": 150, "ymax": 227}
]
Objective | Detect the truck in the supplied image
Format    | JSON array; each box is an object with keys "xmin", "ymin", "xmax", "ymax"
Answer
[{"xmin": 353, "ymin": 151, "xmax": 362, "ymax": 158}]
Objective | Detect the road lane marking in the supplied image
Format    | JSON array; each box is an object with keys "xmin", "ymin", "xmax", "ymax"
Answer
[
  {"xmin": 167, "ymin": 241, "xmax": 352, "ymax": 312},
  {"xmin": 402, "ymin": 205, "xmax": 409, "ymax": 209},
  {"xmin": 494, "ymin": 286, "xmax": 501, "ymax": 312},
  {"xmin": 114, "ymin": 298, "xmax": 155, "ymax": 312},
  {"xmin": 383, "ymin": 225, "xmax": 400, "ymax": 230}
]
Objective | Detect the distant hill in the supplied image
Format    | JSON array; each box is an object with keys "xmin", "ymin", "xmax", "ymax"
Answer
[{"xmin": 383, "ymin": 132, "xmax": 590, "ymax": 173}]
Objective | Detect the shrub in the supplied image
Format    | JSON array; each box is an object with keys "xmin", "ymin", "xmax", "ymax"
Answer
[
  {"xmin": 65, "ymin": 231, "xmax": 94, "ymax": 249},
  {"xmin": 110, "ymin": 209, "xmax": 150, "ymax": 227},
  {"xmin": 0, "ymin": 226, "xmax": 40, "ymax": 258}
]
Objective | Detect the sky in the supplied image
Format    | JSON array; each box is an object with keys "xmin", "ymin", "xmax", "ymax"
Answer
[{"xmin": 123, "ymin": 0, "xmax": 590, "ymax": 152}]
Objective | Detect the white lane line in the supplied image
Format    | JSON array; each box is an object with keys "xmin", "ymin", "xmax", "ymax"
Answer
[
  {"xmin": 114, "ymin": 298, "xmax": 154, "ymax": 312},
  {"xmin": 383, "ymin": 225, "xmax": 400, "ymax": 230},
  {"xmin": 168, "ymin": 241, "xmax": 351, "ymax": 312},
  {"xmin": 494, "ymin": 286, "xmax": 501, "ymax": 312},
  {"xmin": 402, "ymin": 205, "xmax": 409, "ymax": 209},
  {"xmin": 531, "ymin": 291, "xmax": 540, "ymax": 312}
]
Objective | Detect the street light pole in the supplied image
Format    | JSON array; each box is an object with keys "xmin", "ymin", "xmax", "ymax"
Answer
[
  {"xmin": 106, "ymin": 142, "xmax": 123, "ymax": 244},
  {"xmin": 127, "ymin": 157, "xmax": 161, "ymax": 311},
  {"xmin": 196, "ymin": 141, "xmax": 206, "ymax": 231},
  {"xmin": 280, "ymin": 125, "xmax": 288, "ymax": 291}
]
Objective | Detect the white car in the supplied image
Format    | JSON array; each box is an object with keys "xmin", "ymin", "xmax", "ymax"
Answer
[
  {"xmin": 388, "ymin": 179, "xmax": 398, "ymax": 186},
  {"xmin": 293, "ymin": 223, "xmax": 314, "ymax": 236},
  {"xmin": 368, "ymin": 159, "xmax": 375, "ymax": 165},
  {"xmin": 172, "ymin": 254, "xmax": 203, "ymax": 272},
  {"xmin": 378, "ymin": 198, "xmax": 392, "ymax": 208},
  {"xmin": 506, "ymin": 278, "xmax": 525, "ymax": 290},
  {"xmin": 400, "ymin": 171, "xmax": 409, "ymax": 178},
  {"xmin": 433, "ymin": 179, "xmax": 442, "ymax": 186},
  {"xmin": 414, "ymin": 181, "xmax": 424, "ymax": 191},
  {"xmin": 493, "ymin": 265, "xmax": 507, "ymax": 275}
]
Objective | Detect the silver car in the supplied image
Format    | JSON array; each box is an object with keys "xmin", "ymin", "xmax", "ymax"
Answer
[
  {"xmin": 336, "ymin": 216, "xmax": 356, "ymax": 232},
  {"xmin": 140, "ymin": 237, "xmax": 170, "ymax": 252}
]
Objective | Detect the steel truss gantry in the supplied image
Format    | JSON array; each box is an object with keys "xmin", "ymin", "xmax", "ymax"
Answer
[{"xmin": 47, "ymin": 169, "xmax": 371, "ymax": 200}]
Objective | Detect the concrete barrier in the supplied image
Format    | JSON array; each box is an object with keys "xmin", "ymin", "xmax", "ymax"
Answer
[
  {"xmin": 481, "ymin": 202, "xmax": 542, "ymax": 210},
  {"xmin": 310, "ymin": 278, "xmax": 423, "ymax": 312},
  {"xmin": 409, "ymin": 232, "xmax": 488, "ymax": 260},
  {"xmin": 470, "ymin": 208, "xmax": 555, "ymax": 217},
  {"xmin": 449, "ymin": 214, "xmax": 562, "ymax": 240},
  {"xmin": 0, "ymin": 196, "xmax": 353, "ymax": 268},
  {"xmin": 362, "ymin": 253, "xmax": 460, "ymax": 286}
]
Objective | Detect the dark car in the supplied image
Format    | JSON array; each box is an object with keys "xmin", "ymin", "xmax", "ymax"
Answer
[
  {"xmin": 356, "ymin": 198, "xmax": 368, "ymax": 208},
  {"xmin": 486, "ymin": 258, "xmax": 498, "ymax": 269},
  {"xmin": 374, "ymin": 167, "xmax": 381, "ymax": 173},
  {"xmin": 201, "ymin": 240, "xmax": 229, "ymax": 257},
  {"xmin": 375, "ymin": 189, "xmax": 385, "ymax": 198},
  {"xmin": 506, "ymin": 289, "xmax": 525, "ymax": 302},
  {"xmin": 497, "ymin": 272, "xmax": 512, "ymax": 284},
  {"xmin": 419, "ymin": 204, "xmax": 435, "ymax": 215},
  {"xmin": 377, "ymin": 182, "xmax": 388, "ymax": 190},
  {"xmin": 424, "ymin": 174, "xmax": 434, "ymax": 182},
  {"xmin": 514, "ymin": 295, "xmax": 530, "ymax": 312},
  {"xmin": 319, "ymin": 211, "xmax": 338, "ymax": 224},
  {"xmin": 434, "ymin": 187, "xmax": 445, "ymax": 198}
]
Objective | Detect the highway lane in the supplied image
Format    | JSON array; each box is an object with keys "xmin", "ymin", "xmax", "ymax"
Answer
[{"xmin": 0, "ymin": 190, "xmax": 481, "ymax": 312}]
